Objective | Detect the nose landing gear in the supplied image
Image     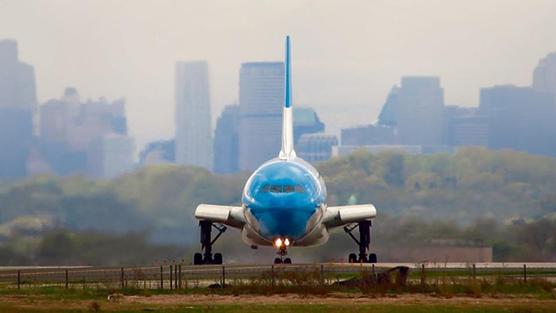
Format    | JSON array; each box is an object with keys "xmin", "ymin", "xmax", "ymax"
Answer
[
  {"xmin": 273, "ymin": 239, "xmax": 292, "ymax": 264},
  {"xmin": 344, "ymin": 220, "xmax": 377, "ymax": 263},
  {"xmin": 193, "ymin": 220, "xmax": 227, "ymax": 265}
]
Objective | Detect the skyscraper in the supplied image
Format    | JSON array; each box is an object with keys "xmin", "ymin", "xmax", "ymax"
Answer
[
  {"xmin": 213, "ymin": 105, "xmax": 240, "ymax": 174},
  {"xmin": 443, "ymin": 106, "xmax": 488, "ymax": 147},
  {"xmin": 293, "ymin": 107, "xmax": 325, "ymax": 144},
  {"xmin": 377, "ymin": 86, "xmax": 400, "ymax": 127},
  {"xmin": 175, "ymin": 61, "xmax": 212, "ymax": 170},
  {"xmin": 89, "ymin": 133, "xmax": 135, "ymax": 178},
  {"xmin": 0, "ymin": 39, "xmax": 37, "ymax": 112},
  {"xmin": 533, "ymin": 52, "xmax": 556, "ymax": 94},
  {"xmin": 297, "ymin": 133, "xmax": 338, "ymax": 163},
  {"xmin": 39, "ymin": 88, "xmax": 133, "ymax": 176},
  {"xmin": 0, "ymin": 39, "xmax": 37, "ymax": 178},
  {"xmin": 395, "ymin": 76, "xmax": 445, "ymax": 145},
  {"xmin": 238, "ymin": 62, "xmax": 284, "ymax": 171},
  {"xmin": 479, "ymin": 85, "xmax": 556, "ymax": 156}
]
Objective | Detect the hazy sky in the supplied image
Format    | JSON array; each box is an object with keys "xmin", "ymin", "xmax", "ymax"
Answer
[{"xmin": 1, "ymin": 0, "xmax": 556, "ymax": 150}]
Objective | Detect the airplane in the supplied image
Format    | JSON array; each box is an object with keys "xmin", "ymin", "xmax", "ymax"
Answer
[{"xmin": 193, "ymin": 36, "xmax": 377, "ymax": 265}]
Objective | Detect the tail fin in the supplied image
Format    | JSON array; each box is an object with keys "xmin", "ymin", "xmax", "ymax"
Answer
[{"xmin": 279, "ymin": 35, "xmax": 296, "ymax": 160}]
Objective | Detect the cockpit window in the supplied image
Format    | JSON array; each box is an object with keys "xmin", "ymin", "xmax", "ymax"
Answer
[
  {"xmin": 283, "ymin": 185, "xmax": 295, "ymax": 193},
  {"xmin": 260, "ymin": 184, "xmax": 305, "ymax": 193},
  {"xmin": 294, "ymin": 185, "xmax": 305, "ymax": 193}
]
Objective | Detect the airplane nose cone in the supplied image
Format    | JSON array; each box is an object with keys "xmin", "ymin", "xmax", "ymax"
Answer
[{"xmin": 254, "ymin": 208, "xmax": 314, "ymax": 240}]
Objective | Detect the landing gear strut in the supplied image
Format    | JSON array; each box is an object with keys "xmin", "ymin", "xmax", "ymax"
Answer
[
  {"xmin": 193, "ymin": 220, "xmax": 227, "ymax": 265},
  {"xmin": 273, "ymin": 246, "xmax": 292, "ymax": 264},
  {"xmin": 344, "ymin": 220, "xmax": 377, "ymax": 263}
]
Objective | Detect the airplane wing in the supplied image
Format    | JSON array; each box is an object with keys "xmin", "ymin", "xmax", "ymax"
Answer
[
  {"xmin": 194, "ymin": 204, "xmax": 246, "ymax": 229},
  {"xmin": 322, "ymin": 204, "xmax": 377, "ymax": 229}
]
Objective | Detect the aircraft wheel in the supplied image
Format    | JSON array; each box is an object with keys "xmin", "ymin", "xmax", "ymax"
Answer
[
  {"xmin": 283, "ymin": 258, "xmax": 292, "ymax": 264},
  {"xmin": 348, "ymin": 253, "xmax": 357, "ymax": 263},
  {"xmin": 213, "ymin": 253, "xmax": 223, "ymax": 264},
  {"xmin": 368, "ymin": 253, "xmax": 377, "ymax": 263},
  {"xmin": 193, "ymin": 253, "xmax": 203, "ymax": 265},
  {"xmin": 274, "ymin": 257, "xmax": 283, "ymax": 264}
]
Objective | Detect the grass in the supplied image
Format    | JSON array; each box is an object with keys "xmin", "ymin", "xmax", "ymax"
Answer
[
  {"xmin": 0, "ymin": 270, "xmax": 555, "ymax": 313},
  {"xmin": 0, "ymin": 274, "xmax": 554, "ymax": 299}
]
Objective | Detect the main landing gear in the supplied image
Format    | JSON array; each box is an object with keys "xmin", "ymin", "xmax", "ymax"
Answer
[
  {"xmin": 344, "ymin": 220, "xmax": 377, "ymax": 263},
  {"xmin": 193, "ymin": 220, "xmax": 227, "ymax": 265}
]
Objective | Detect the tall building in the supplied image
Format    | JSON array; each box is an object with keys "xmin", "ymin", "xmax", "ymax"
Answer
[
  {"xmin": 213, "ymin": 105, "xmax": 240, "ymax": 174},
  {"xmin": 533, "ymin": 52, "xmax": 556, "ymax": 94},
  {"xmin": 341, "ymin": 124, "xmax": 399, "ymax": 146},
  {"xmin": 293, "ymin": 107, "xmax": 325, "ymax": 144},
  {"xmin": 0, "ymin": 109, "xmax": 33, "ymax": 178},
  {"xmin": 479, "ymin": 85, "xmax": 556, "ymax": 156},
  {"xmin": 297, "ymin": 133, "xmax": 338, "ymax": 163},
  {"xmin": 139, "ymin": 139, "xmax": 175, "ymax": 166},
  {"xmin": 175, "ymin": 61, "xmax": 212, "ymax": 170},
  {"xmin": 443, "ymin": 106, "xmax": 488, "ymax": 147},
  {"xmin": 0, "ymin": 39, "xmax": 37, "ymax": 112},
  {"xmin": 89, "ymin": 134, "xmax": 134, "ymax": 178},
  {"xmin": 238, "ymin": 62, "xmax": 284, "ymax": 171},
  {"xmin": 38, "ymin": 88, "xmax": 134, "ymax": 177},
  {"xmin": 392, "ymin": 76, "xmax": 445, "ymax": 145},
  {"xmin": 377, "ymin": 86, "xmax": 400, "ymax": 127},
  {"xmin": 0, "ymin": 39, "xmax": 37, "ymax": 178}
]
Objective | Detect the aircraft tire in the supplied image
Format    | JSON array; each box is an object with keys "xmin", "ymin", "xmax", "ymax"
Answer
[
  {"xmin": 368, "ymin": 253, "xmax": 377, "ymax": 263},
  {"xmin": 213, "ymin": 253, "xmax": 223, "ymax": 264},
  {"xmin": 274, "ymin": 257, "xmax": 282, "ymax": 264},
  {"xmin": 348, "ymin": 253, "xmax": 357, "ymax": 263},
  {"xmin": 284, "ymin": 258, "xmax": 292, "ymax": 264},
  {"xmin": 193, "ymin": 253, "xmax": 203, "ymax": 265}
]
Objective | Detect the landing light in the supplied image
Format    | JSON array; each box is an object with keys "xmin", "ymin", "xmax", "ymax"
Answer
[
  {"xmin": 274, "ymin": 238, "xmax": 283, "ymax": 247},
  {"xmin": 284, "ymin": 238, "xmax": 290, "ymax": 246}
]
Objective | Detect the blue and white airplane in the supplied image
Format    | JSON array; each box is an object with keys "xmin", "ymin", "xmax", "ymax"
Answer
[{"xmin": 194, "ymin": 36, "xmax": 377, "ymax": 265}]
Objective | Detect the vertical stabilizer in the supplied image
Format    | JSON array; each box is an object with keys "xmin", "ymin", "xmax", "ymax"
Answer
[{"xmin": 279, "ymin": 36, "xmax": 296, "ymax": 160}]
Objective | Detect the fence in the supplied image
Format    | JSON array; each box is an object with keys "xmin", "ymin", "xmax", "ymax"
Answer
[{"xmin": 1, "ymin": 263, "xmax": 555, "ymax": 290}]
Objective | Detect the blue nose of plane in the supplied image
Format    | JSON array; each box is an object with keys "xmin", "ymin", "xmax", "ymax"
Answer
[{"xmin": 252, "ymin": 208, "xmax": 315, "ymax": 240}]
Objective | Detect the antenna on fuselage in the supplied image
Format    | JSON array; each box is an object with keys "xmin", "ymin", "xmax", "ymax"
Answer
[{"xmin": 279, "ymin": 35, "xmax": 296, "ymax": 160}]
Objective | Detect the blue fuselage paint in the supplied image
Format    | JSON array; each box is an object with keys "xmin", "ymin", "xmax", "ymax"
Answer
[{"xmin": 242, "ymin": 158, "xmax": 326, "ymax": 242}]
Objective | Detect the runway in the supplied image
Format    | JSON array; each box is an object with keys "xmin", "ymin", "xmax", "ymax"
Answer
[{"xmin": 2, "ymin": 262, "xmax": 556, "ymax": 273}]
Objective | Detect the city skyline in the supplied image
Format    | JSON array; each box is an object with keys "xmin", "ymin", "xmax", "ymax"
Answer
[
  {"xmin": 2, "ymin": 1, "xmax": 556, "ymax": 150},
  {"xmin": 175, "ymin": 60, "xmax": 213, "ymax": 170}
]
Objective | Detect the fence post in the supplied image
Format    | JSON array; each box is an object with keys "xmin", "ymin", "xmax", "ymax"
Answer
[
  {"xmin": 174, "ymin": 264, "xmax": 178, "ymax": 290},
  {"xmin": 420, "ymin": 264, "xmax": 426, "ymax": 287},
  {"xmin": 472, "ymin": 264, "xmax": 476, "ymax": 280},
  {"xmin": 523, "ymin": 264, "xmax": 527, "ymax": 283},
  {"xmin": 65, "ymin": 269, "xmax": 69, "ymax": 289},
  {"xmin": 271, "ymin": 265, "xmax": 275, "ymax": 288},
  {"xmin": 221, "ymin": 266, "xmax": 226, "ymax": 287},
  {"xmin": 160, "ymin": 266, "xmax": 163, "ymax": 290},
  {"xmin": 320, "ymin": 264, "xmax": 324, "ymax": 286},
  {"xmin": 17, "ymin": 270, "xmax": 21, "ymax": 290},
  {"xmin": 371, "ymin": 264, "xmax": 376, "ymax": 284},
  {"xmin": 169, "ymin": 265, "xmax": 173, "ymax": 290},
  {"xmin": 359, "ymin": 263, "xmax": 364, "ymax": 290},
  {"xmin": 178, "ymin": 264, "xmax": 182, "ymax": 289},
  {"xmin": 120, "ymin": 267, "xmax": 125, "ymax": 289}
]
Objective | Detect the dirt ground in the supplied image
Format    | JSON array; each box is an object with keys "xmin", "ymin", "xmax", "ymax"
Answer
[
  {"xmin": 2, "ymin": 293, "xmax": 556, "ymax": 309},
  {"xmin": 121, "ymin": 293, "xmax": 556, "ymax": 306}
]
